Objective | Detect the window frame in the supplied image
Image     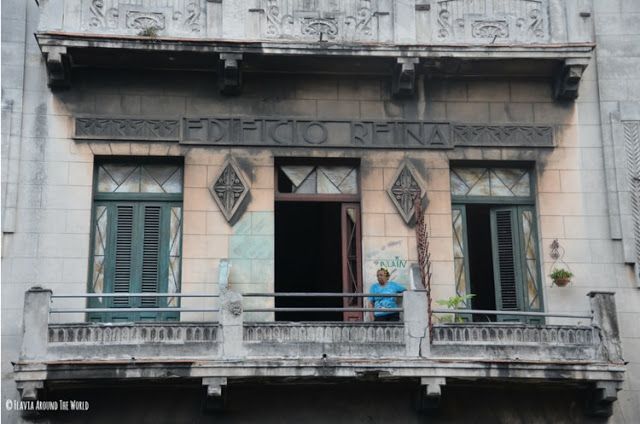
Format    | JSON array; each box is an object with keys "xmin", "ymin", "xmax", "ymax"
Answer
[
  {"xmin": 87, "ymin": 157, "xmax": 184, "ymax": 322},
  {"xmin": 450, "ymin": 162, "xmax": 544, "ymax": 323}
]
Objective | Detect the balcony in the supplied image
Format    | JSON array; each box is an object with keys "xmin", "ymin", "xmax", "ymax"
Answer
[
  {"xmin": 36, "ymin": 0, "xmax": 594, "ymax": 99},
  {"xmin": 14, "ymin": 287, "xmax": 625, "ymax": 416}
]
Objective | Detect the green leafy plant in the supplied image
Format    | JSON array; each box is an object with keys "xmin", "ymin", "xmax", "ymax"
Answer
[
  {"xmin": 436, "ymin": 294, "xmax": 475, "ymax": 323},
  {"xmin": 550, "ymin": 268, "xmax": 573, "ymax": 280},
  {"xmin": 550, "ymin": 268, "xmax": 573, "ymax": 287}
]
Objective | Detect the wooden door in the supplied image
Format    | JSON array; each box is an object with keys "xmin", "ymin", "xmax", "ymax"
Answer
[{"xmin": 341, "ymin": 203, "xmax": 363, "ymax": 321}]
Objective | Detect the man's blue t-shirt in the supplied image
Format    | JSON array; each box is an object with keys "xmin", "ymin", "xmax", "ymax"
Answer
[{"xmin": 368, "ymin": 281, "xmax": 406, "ymax": 316}]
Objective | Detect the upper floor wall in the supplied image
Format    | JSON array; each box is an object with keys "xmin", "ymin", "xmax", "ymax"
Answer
[{"xmin": 38, "ymin": 0, "xmax": 594, "ymax": 45}]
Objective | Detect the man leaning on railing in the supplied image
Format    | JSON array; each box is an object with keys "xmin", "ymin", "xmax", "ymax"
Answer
[{"xmin": 367, "ymin": 268, "xmax": 406, "ymax": 322}]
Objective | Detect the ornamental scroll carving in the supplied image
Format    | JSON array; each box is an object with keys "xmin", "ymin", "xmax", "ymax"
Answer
[
  {"xmin": 85, "ymin": 0, "xmax": 205, "ymax": 35},
  {"xmin": 259, "ymin": 0, "xmax": 388, "ymax": 42},
  {"xmin": 434, "ymin": 0, "xmax": 549, "ymax": 43}
]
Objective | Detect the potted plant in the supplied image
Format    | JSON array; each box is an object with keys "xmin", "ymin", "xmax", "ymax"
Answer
[
  {"xmin": 550, "ymin": 268, "xmax": 573, "ymax": 287},
  {"xmin": 435, "ymin": 294, "xmax": 475, "ymax": 323}
]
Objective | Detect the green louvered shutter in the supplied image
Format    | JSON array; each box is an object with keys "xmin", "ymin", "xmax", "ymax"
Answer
[
  {"xmin": 490, "ymin": 207, "xmax": 523, "ymax": 322},
  {"xmin": 140, "ymin": 206, "xmax": 162, "ymax": 308}
]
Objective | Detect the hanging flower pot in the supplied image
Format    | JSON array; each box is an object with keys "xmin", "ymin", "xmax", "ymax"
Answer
[{"xmin": 550, "ymin": 268, "xmax": 573, "ymax": 287}]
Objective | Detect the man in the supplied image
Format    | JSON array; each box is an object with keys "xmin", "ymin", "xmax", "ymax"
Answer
[{"xmin": 368, "ymin": 268, "xmax": 406, "ymax": 322}]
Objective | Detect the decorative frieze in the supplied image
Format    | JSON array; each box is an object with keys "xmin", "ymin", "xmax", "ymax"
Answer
[
  {"xmin": 434, "ymin": 0, "xmax": 549, "ymax": 44},
  {"xmin": 244, "ymin": 323, "xmax": 405, "ymax": 343},
  {"xmin": 452, "ymin": 125, "xmax": 553, "ymax": 147},
  {"xmin": 48, "ymin": 323, "xmax": 220, "ymax": 344},
  {"xmin": 84, "ymin": 0, "xmax": 206, "ymax": 35},
  {"xmin": 75, "ymin": 118, "xmax": 180, "ymax": 141},
  {"xmin": 73, "ymin": 116, "xmax": 555, "ymax": 148},
  {"xmin": 256, "ymin": 0, "xmax": 390, "ymax": 42}
]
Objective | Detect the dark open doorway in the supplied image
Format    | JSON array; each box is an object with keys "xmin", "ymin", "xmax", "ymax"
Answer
[
  {"xmin": 465, "ymin": 204, "xmax": 497, "ymax": 322},
  {"xmin": 275, "ymin": 201, "xmax": 343, "ymax": 321}
]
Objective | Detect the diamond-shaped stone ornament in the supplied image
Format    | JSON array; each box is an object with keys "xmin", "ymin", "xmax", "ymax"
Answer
[
  {"xmin": 387, "ymin": 161, "xmax": 426, "ymax": 224},
  {"xmin": 209, "ymin": 158, "xmax": 250, "ymax": 223}
]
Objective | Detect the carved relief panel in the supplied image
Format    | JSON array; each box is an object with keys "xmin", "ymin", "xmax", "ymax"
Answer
[
  {"xmin": 84, "ymin": 0, "xmax": 206, "ymax": 36},
  {"xmin": 258, "ymin": 0, "xmax": 392, "ymax": 42},
  {"xmin": 433, "ymin": 0, "xmax": 549, "ymax": 44}
]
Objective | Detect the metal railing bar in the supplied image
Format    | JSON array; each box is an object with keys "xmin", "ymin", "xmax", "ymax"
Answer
[
  {"xmin": 244, "ymin": 308, "xmax": 402, "ymax": 313},
  {"xmin": 51, "ymin": 309, "xmax": 218, "ymax": 313},
  {"xmin": 243, "ymin": 293, "xmax": 401, "ymax": 298},
  {"xmin": 431, "ymin": 309, "xmax": 591, "ymax": 319},
  {"xmin": 51, "ymin": 293, "xmax": 219, "ymax": 298}
]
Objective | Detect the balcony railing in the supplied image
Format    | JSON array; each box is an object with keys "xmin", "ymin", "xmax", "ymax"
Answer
[{"xmin": 14, "ymin": 288, "xmax": 624, "ymax": 415}]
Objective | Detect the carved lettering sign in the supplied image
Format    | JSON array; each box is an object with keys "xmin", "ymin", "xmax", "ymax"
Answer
[
  {"xmin": 73, "ymin": 117, "xmax": 555, "ymax": 149},
  {"xmin": 182, "ymin": 118, "xmax": 451, "ymax": 149}
]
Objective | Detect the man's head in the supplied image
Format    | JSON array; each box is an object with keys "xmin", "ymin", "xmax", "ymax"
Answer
[{"xmin": 376, "ymin": 268, "xmax": 390, "ymax": 285}]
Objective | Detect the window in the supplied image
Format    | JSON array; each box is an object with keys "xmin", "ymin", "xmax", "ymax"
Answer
[
  {"xmin": 450, "ymin": 166, "xmax": 543, "ymax": 323},
  {"xmin": 88, "ymin": 159, "xmax": 183, "ymax": 322}
]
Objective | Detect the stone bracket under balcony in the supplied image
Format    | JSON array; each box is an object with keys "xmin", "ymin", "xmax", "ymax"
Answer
[{"xmin": 34, "ymin": 32, "xmax": 594, "ymax": 100}]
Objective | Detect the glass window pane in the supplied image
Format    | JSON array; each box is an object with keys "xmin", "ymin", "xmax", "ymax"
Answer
[
  {"xmin": 140, "ymin": 167, "xmax": 165, "ymax": 193},
  {"xmin": 160, "ymin": 168, "xmax": 183, "ymax": 194},
  {"xmin": 521, "ymin": 210, "xmax": 540, "ymax": 310},
  {"xmin": 115, "ymin": 166, "xmax": 141, "ymax": 193},
  {"xmin": 451, "ymin": 167, "xmax": 531, "ymax": 198},
  {"xmin": 97, "ymin": 166, "xmax": 118, "ymax": 192},
  {"xmin": 450, "ymin": 170, "xmax": 469, "ymax": 196},
  {"xmin": 168, "ymin": 207, "xmax": 182, "ymax": 308},
  {"xmin": 295, "ymin": 170, "xmax": 317, "ymax": 193},
  {"xmin": 91, "ymin": 206, "xmax": 108, "ymax": 294},
  {"xmin": 338, "ymin": 169, "xmax": 358, "ymax": 194},
  {"xmin": 317, "ymin": 170, "xmax": 341, "ymax": 194},
  {"xmin": 452, "ymin": 209, "xmax": 467, "ymax": 299},
  {"xmin": 281, "ymin": 166, "xmax": 314, "ymax": 188}
]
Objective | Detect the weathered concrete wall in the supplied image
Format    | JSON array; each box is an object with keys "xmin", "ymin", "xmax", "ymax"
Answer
[{"xmin": 592, "ymin": 0, "xmax": 640, "ymax": 422}]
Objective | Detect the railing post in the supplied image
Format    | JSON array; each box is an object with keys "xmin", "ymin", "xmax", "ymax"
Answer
[
  {"xmin": 220, "ymin": 288, "xmax": 244, "ymax": 359},
  {"xmin": 20, "ymin": 286, "xmax": 52, "ymax": 361},
  {"xmin": 588, "ymin": 291, "xmax": 624, "ymax": 364},
  {"xmin": 404, "ymin": 291, "xmax": 430, "ymax": 357}
]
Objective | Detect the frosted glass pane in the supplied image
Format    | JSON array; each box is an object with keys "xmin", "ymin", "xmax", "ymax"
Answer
[
  {"xmin": 317, "ymin": 171, "xmax": 341, "ymax": 194},
  {"xmin": 92, "ymin": 256, "xmax": 104, "ymax": 294},
  {"xmin": 512, "ymin": 172, "xmax": 532, "ymax": 197},
  {"xmin": 452, "ymin": 167, "xmax": 531, "ymax": 197},
  {"xmin": 489, "ymin": 170, "xmax": 513, "ymax": 196},
  {"xmin": 140, "ymin": 167, "xmax": 165, "ymax": 193},
  {"xmin": 97, "ymin": 167, "xmax": 119, "ymax": 192},
  {"xmin": 338, "ymin": 169, "xmax": 358, "ymax": 194},
  {"xmin": 295, "ymin": 171, "xmax": 317, "ymax": 193},
  {"xmin": 168, "ymin": 207, "xmax": 182, "ymax": 308},
  {"xmin": 450, "ymin": 171, "xmax": 469, "ymax": 196},
  {"xmin": 115, "ymin": 167, "xmax": 141, "ymax": 192},
  {"xmin": 162, "ymin": 168, "xmax": 183, "ymax": 193},
  {"xmin": 281, "ymin": 166, "xmax": 314, "ymax": 188}
]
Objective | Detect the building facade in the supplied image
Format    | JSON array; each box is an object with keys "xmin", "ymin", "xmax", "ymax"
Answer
[{"xmin": 2, "ymin": 0, "xmax": 639, "ymax": 422}]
